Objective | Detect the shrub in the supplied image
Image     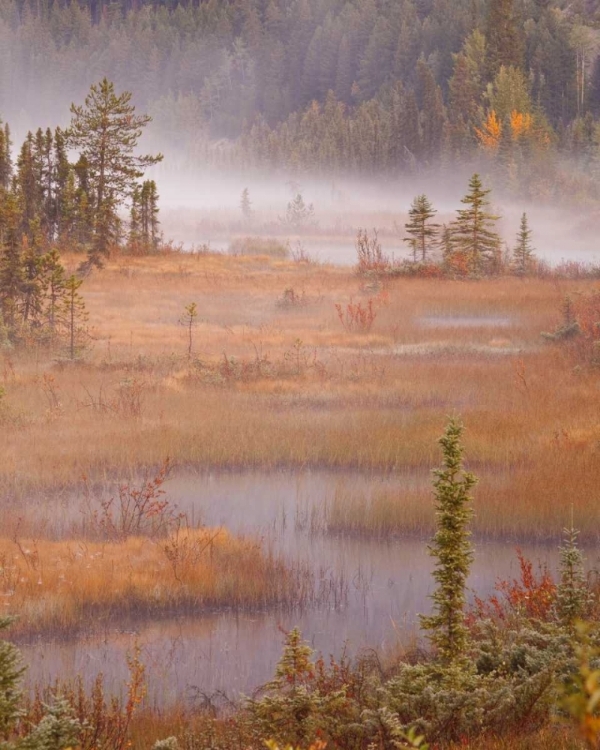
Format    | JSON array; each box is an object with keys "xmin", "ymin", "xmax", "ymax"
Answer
[{"xmin": 228, "ymin": 237, "xmax": 289, "ymax": 258}]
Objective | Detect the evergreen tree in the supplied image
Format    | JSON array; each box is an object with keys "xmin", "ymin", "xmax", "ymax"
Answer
[
  {"xmin": 139, "ymin": 180, "xmax": 160, "ymax": 250},
  {"xmin": 38, "ymin": 248, "xmax": 67, "ymax": 338},
  {"xmin": 420, "ymin": 418, "xmax": 477, "ymax": 664},
  {"xmin": 0, "ymin": 193, "xmax": 25, "ymax": 337},
  {"xmin": 403, "ymin": 194, "xmax": 440, "ymax": 263},
  {"xmin": 282, "ymin": 192, "xmax": 314, "ymax": 230},
  {"xmin": 512, "ymin": 212, "xmax": 536, "ymax": 275},
  {"xmin": 129, "ymin": 184, "xmax": 142, "ymax": 251},
  {"xmin": 67, "ymin": 78, "xmax": 163, "ymax": 268},
  {"xmin": 451, "ymin": 174, "xmax": 501, "ymax": 275},
  {"xmin": 61, "ymin": 275, "xmax": 89, "ymax": 360},
  {"xmin": 417, "ymin": 59, "xmax": 446, "ymax": 163},
  {"xmin": 240, "ymin": 187, "xmax": 253, "ymax": 220},
  {"xmin": 53, "ymin": 127, "xmax": 73, "ymax": 242},
  {"xmin": 555, "ymin": 523, "xmax": 590, "ymax": 627},
  {"xmin": 0, "ymin": 617, "xmax": 24, "ymax": 738},
  {"xmin": 448, "ymin": 30, "xmax": 486, "ymax": 155},
  {"xmin": 485, "ymin": 0, "xmax": 525, "ymax": 81},
  {"xmin": 0, "ymin": 123, "xmax": 12, "ymax": 192}
]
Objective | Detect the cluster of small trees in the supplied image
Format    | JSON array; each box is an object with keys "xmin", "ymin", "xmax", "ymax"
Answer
[
  {"xmin": 0, "ymin": 79, "xmax": 161, "ymax": 350},
  {"xmin": 0, "ymin": 79, "xmax": 161, "ymax": 271},
  {"xmin": 394, "ymin": 173, "xmax": 536, "ymax": 277}
]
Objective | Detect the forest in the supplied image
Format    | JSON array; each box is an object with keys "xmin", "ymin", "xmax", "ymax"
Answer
[{"xmin": 1, "ymin": 0, "xmax": 600, "ymax": 201}]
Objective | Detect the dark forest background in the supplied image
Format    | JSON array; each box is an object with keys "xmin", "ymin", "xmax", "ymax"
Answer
[{"xmin": 2, "ymin": 0, "xmax": 600, "ymax": 198}]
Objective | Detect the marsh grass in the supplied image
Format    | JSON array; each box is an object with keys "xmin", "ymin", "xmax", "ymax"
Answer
[
  {"xmin": 1, "ymin": 251, "xmax": 600, "ymax": 539},
  {"xmin": 0, "ymin": 529, "xmax": 314, "ymax": 638}
]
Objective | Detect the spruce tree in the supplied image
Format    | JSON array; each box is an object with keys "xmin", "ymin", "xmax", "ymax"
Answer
[
  {"xmin": 143, "ymin": 180, "xmax": 160, "ymax": 250},
  {"xmin": 61, "ymin": 275, "xmax": 89, "ymax": 360},
  {"xmin": 485, "ymin": 0, "xmax": 525, "ymax": 81},
  {"xmin": 129, "ymin": 184, "xmax": 142, "ymax": 252},
  {"xmin": 451, "ymin": 173, "xmax": 501, "ymax": 275},
  {"xmin": 0, "ymin": 617, "xmax": 24, "ymax": 738},
  {"xmin": 512, "ymin": 212, "xmax": 536, "ymax": 275},
  {"xmin": 240, "ymin": 187, "xmax": 253, "ymax": 221},
  {"xmin": 420, "ymin": 418, "xmax": 477, "ymax": 663},
  {"xmin": 403, "ymin": 194, "xmax": 440, "ymax": 263},
  {"xmin": 53, "ymin": 127, "xmax": 73, "ymax": 243},
  {"xmin": 38, "ymin": 248, "xmax": 67, "ymax": 338},
  {"xmin": 555, "ymin": 523, "xmax": 590, "ymax": 627},
  {"xmin": 0, "ymin": 193, "xmax": 25, "ymax": 337},
  {"xmin": 67, "ymin": 78, "xmax": 163, "ymax": 268},
  {"xmin": 0, "ymin": 123, "xmax": 12, "ymax": 192}
]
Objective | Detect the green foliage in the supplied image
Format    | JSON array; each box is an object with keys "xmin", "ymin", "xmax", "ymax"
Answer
[
  {"xmin": 180, "ymin": 302, "xmax": 198, "ymax": 359},
  {"xmin": 403, "ymin": 195, "xmax": 440, "ymax": 264},
  {"xmin": 240, "ymin": 188, "xmax": 253, "ymax": 222},
  {"xmin": 0, "ymin": 618, "xmax": 24, "ymax": 740},
  {"xmin": 17, "ymin": 700, "xmax": 80, "ymax": 750},
  {"xmin": 555, "ymin": 525, "xmax": 591, "ymax": 627},
  {"xmin": 61, "ymin": 275, "xmax": 89, "ymax": 361},
  {"xmin": 512, "ymin": 212, "xmax": 536, "ymax": 276},
  {"xmin": 281, "ymin": 194, "xmax": 315, "ymax": 231},
  {"xmin": 420, "ymin": 418, "xmax": 477, "ymax": 664},
  {"xmin": 67, "ymin": 78, "xmax": 162, "ymax": 268},
  {"xmin": 450, "ymin": 174, "xmax": 502, "ymax": 276},
  {"xmin": 247, "ymin": 628, "xmax": 369, "ymax": 749},
  {"xmin": 541, "ymin": 296, "xmax": 581, "ymax": 342},
  {"xmin": 559, "ymin": 622, "xmax": 600, "ymax": 748}
]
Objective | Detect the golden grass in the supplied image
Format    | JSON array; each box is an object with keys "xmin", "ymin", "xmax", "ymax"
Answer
[
  {"xmin": 2, "ymin": 250, "xmax": 600, "ymax": 539},
  {"xmin": 0, "ymin": 528, "xmax": 311, "ymax": 638}
]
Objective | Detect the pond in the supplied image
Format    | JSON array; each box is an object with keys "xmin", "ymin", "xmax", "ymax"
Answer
[{"xmin": 21, "ymin": 470, "xmax": 572, "ymax": 706}]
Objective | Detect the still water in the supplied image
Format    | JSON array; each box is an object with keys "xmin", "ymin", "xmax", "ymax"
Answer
[{"xmin": 21, "ymin": 471, "xmax": 572, "ymax": 706}]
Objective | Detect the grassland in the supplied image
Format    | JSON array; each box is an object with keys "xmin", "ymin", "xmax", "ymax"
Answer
[{"xmin": 2, "ymin": 248, "xmax": 599, "ymax": 541}]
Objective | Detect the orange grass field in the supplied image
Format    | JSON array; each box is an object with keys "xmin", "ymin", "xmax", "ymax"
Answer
[
  {"xmin": 0, "ymin": 528, "xmax": 311, "ymax": 638},
  {"xmin": 2, "ymin": 249, "xmax": 600, "ymax": 540}
]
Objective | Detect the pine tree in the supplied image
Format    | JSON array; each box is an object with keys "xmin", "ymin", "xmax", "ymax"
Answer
[
  {"xmin": 0, "ymin": 123, "xmax": 12, "ymax": 192},
  {"xmin": 512, "ymin": 212, "xmax": 536, "ymax": 275},
  {"xmin": 451, "ymin": 174, "xmax": 501, "ymax": 275},
  {"xmin": 38, "ymin": 248, "xmax": 67, "ymax": 338},
  {"xmin": 0, "ymin": 617, "xmax": 24, "ymax": 738},
  {"xmin": 53, "ymin": 127, "xmax": 74, "ymax": 243},
  {"xmin": 485, "ymin": 0, "xmax": 525, "ymax": 81},
  {"xmin": 67, "ymin": 78, "xmax": 163, "ymax": 268},
  {"xmin": 144, "ymin": 180, "xmax": 160, "ymax": 249},
  {"xmin": 61, "ymin": 275, "xmax": 89, "ymax": 360},
  {"xmin": 403, "ymin": 194, "xmax": 440, "ymax": 263},
  {"xmin": 129, "ymin": 184, "xmax": 142, "ymax": 252},
  {"xmin": 555, "ymin": 523, "xmax": 590, "ymax": 627},
  {"xmin": 282, "ymin": 192, "xmax": 314, "ymax": 230},
  {"xmin": 420, "ymin": 418, "xmax": 477, "ymax": 663},
  {"xmin": 180, "ymin": 302, "xmax": 198, "ymax": 359},
  {"xmin": 240, "ymin": 187, "xmax": 253, "ymax": 221},
  {"xmin": 0, "ymin": 193, "xmax": 25, "ymax": 338}
]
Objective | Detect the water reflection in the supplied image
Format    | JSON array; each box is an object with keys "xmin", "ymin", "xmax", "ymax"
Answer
[{"xmin": 21, "ymin": 470, "xmax": 570, "ymax": 705}]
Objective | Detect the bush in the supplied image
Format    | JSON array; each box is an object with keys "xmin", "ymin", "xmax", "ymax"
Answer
[{"xmin": 228, "ymin": 237, "xmax": 290, "ymax": 258}]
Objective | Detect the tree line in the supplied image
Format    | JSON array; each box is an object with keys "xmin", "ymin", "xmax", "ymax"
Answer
[
  {"xmin": 0, "ymin": 78, "xmax": 161, "ymax": 349},
  {"xmin": 1, "ymin": 0, "xmax": 599, "ymax": 198}
]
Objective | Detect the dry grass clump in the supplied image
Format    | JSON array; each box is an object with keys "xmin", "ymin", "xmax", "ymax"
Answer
[{"xmin": 0, "ymin": 528, "xmax": 311, "ymax": 638}]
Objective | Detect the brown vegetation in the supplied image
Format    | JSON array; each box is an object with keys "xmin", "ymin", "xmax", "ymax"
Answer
[
  {"xmin": 1, "ymin": 250, "xmax": 600, "ymax": 541},
  {"xmin": 0, "ymin": 528, "xmax": 311, "ymax": 639}
]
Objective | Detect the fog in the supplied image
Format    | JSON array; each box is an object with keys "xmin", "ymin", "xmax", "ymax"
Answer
[
  {"xmin": 2, "ymin": 84, "xmax": 596, "ymax": 269},
  {"xmin": 147, "ymin": 157, "xmax": 600, "ymax": 268}
]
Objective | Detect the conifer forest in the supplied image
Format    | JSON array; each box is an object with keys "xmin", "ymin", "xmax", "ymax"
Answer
[{"xmin": 4, "ymin": 1, "xmax": 600, "ymax": 749}]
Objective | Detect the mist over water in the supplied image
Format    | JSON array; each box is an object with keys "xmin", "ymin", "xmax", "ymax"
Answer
[
  {"xmin": 18, "ymin": 470, "xmax": 575, "ymax": 706},
  {"xmin": 150, "ymin": 163, "xmax": 599, "ymax": 267}
]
